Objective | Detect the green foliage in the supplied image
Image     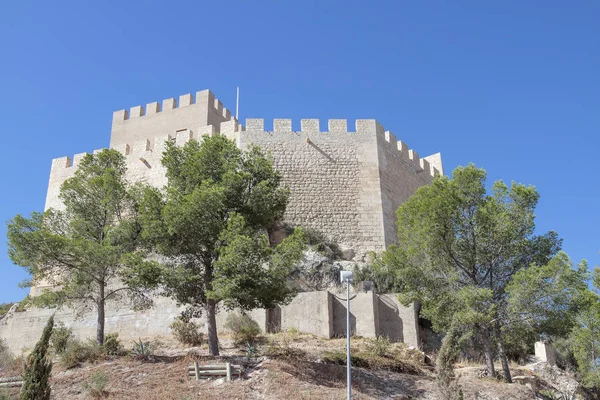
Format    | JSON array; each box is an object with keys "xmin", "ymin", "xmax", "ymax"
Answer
[
  {"xmin": 7, "ymin": 149, "xmax": 159, "ymax": 345},
  {"xmin": 170, "ymin": 318, "xmax": 204, "ymax": 347},
  {"xmin": 83, "ymin": 371, "xmax": 109, "ymax": 399},
  {"xmin": 554, "ymin": 336, "xmax": 578, "ymax": 372},
  {"xmin": 380, "ymin": 164, "xmax": 570, "ymax": 378},
  {"xmin": 366, "ymin": 336, "xmax": 391, "ymax": 357},
  {"xmin": 136, "ymin": 136, "xmax": 306, "ymax": 355},
  {"xmin": 245, "ymin": 342, "xmax": 259, "ymax": 359},
  {"xmin": 224, "ymin": 312, "xmax": 261, "ymax": 345},
  {"xmin": 102, "ymin": 333, "xmax": 123, "ymax": 356},
  {"xmin": 0, "ymin": 303, "xmax": 14, "ymax": 319},
  {"xmin": 59, "ymin": 340, "xmax": 104, "ymax": 369},
  {"xmin": 20, "ymin": 315, "xmax": 53, "ymax": 400},
  {"xmin": 353, "ymin": 262, "xmax": 399, "ymax": 294},
  {"xmin": 50, "ymin": 322, "xmax": 74, "ymax": 354},
  {"xmin": 571, "ymin": 292, "xmax": 600, "ymax": 388},
  {"xmin": 436, "ymin": 320, "xmax": 464, "ymax": 400},
  {"xmin": 131, "ymin": 338, "xmax": 153, "ymax": 357},
  {"xmin": 506, "ymin": 253, "xmax": 589, "ymax": 338}
]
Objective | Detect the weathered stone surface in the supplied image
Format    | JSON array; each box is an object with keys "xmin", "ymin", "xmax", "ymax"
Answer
[
  {"xmin": 10, "ymin": 88, "xmax": 444, "ymax": 354},
  {"xmin": 535, "ymin": 341, "xmax": 557, "ymax": 366}
]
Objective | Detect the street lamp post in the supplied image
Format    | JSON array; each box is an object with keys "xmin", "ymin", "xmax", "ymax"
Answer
[{"xmin": 340, "ymin": 270, "xmax": 353, "ymax": 400}]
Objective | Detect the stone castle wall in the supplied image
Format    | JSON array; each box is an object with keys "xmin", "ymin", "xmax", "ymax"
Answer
[
  {"xmin": 7, "ymin": 88, "xmax": 443, "ymax": 352},
  {"xmin": 46, "ymin": 113, "xmax": 441, "ymax": 256},
  {"xmin": 0, "ymin": 290, "xmax": 420, "ymax": 355}
]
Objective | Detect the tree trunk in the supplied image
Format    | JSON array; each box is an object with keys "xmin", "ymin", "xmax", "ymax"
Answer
[
  {"xmin": 206, "ymin": 299, "xmax": 219, "ymax": 356},
  {"xmin": 480, "ymin": 328, "xmax": 496, "ymax": 377},
  {"xmin": 494, "ymin": 322, "xmax": 512, "ymax": 383},
  {"xmin": 96, "ymin": 298, "xmax": 105, "ymax": 346}
]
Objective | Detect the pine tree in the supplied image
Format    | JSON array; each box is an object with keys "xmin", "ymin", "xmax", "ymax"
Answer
[{"xmin": 20, "ymin": 315, "xmax": 54, "ymax": 400}]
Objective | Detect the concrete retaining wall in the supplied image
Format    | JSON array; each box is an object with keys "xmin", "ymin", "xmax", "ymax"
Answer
[{"xmin": 0, "ymin": 290, "xmax": 420, "ymax": 354}]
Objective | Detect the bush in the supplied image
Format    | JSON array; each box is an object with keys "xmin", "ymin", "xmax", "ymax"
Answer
[
  {"xmin": 224, "ymin": 312, "xmax": 261, "ymax": 345},
  {"xmin": 83, "ymin": 371, "xmax": 109, "ymax": 399},
  {"xmin": 170, "ymin": 318, "xmax": 204, "ymax": 346},
  {"xmin": 0, "ymin": 339, "xmax": 13, "ymax": 371},
  {"xmin": 366, "ymin": 336, "xmax": 391, "ymax": 357},
  {"xmin": 0, "ymin": 303, "xmax": 14, "ymax": 319},
  {"xmin": 131, "ymin": 338, "xmax": 153, "ymax": 358},
  {"xmin": 102, "ymin": 333, "xmax": 123, "ymax": 356},
  {"xmin": 263, "ymin": 334, "xmax": 307, "ymax": 360},
  {"xmin": 50, "ymin": 322, "xmax": 74, "ymax": 354},
  {"xmin": 59, "ymin": 340, "xmax": 104, "ymax": 369},
  {"xmin": 554, "ymin": 336, "xmax": 578, "ymax": 372}
]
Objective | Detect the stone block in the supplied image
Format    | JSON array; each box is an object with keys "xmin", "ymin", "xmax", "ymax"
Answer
[{"xmin": 535, "ymin": 341, "xmax": 557, "ymax": 366}]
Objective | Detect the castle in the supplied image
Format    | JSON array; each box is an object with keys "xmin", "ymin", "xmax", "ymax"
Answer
[{"xmin": 2, "ymin": 89, "xmax": 443, "ymax": 352}]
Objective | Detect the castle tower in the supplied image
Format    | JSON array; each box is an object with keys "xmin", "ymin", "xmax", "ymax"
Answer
[{"xmin": 45, "ymin": 88, "xmax": 443, "ymax": 260}]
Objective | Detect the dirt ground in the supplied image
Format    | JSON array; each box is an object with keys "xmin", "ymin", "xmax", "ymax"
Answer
[{"xmin": 0, "ymin": 334, "xmax": 544, "ymax": 399}]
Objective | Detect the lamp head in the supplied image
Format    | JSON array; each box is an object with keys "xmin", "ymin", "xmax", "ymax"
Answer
[{"xmin": 340, "ymin": 271, "xmax": 353, "ymax": 283}]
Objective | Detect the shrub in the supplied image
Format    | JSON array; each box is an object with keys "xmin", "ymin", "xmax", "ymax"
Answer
[
  {"xmin": 83, "ymin": 371, "xmax": 109, "ymax": 399},
  {"xmin": 59, "ymin": 340, "xmax": 104, "ymax": 369},
  {"xmin": 264, "ymin": 334, "xmax": 307, "ymax": 360},
  {"xmin": 366, "ymin": 336, "xmax": 391, "ymax": 357},
  {"xmin": 50, "ymin": 322, "xmax": 74, "ymax": 354},
  {"xmin": 21, "ymin": 315, "xmax": 54, "ymax": 400},
  {"xmin": 245, "ymin": 342, "xmax": 259, "ymax": 359},
  {"xmin": 224, "ymin": 312, "xmax": 261, "ymax": 345},
  {"xmin": 131, "ymin": 338, "xmax": 153, "ymax": 358},
  {"xmin": 0, "ymin": 303, "xmax": 14, "ymax": 319},
  {"xmin": 102, "ymin": 333, "xmax": 123, "ymax": 356},
  {"xmin": 0, "ymin": 339, "xmax": 14, "ymax": 371},
  {"xmin": 170, "ymin": 318, "xmax": 204, "ymax": 346}
]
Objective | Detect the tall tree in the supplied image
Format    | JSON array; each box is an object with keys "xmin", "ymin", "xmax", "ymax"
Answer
[
  {"xmin": 137, "ymin": 135, "xmax": 305, "ymax": 356},
  {"xmin": 570, "ymin": 266, "xmax": 600, "ymax": 389},
  {"xmin": 20, "ymin": 315, "xmax": 54, "ymax": 400},
  {"xmin": 379, "ymin": 164, "xmax": 563, "ymax": 381},
  {"xmin": 7, "ymin": 150, "xmax": 159, "ymax": 345}
]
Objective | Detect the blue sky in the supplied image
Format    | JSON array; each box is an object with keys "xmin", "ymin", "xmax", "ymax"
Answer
[{"xmin": 0, "ymin": 1, "xmax": 598, "ymax": 303}]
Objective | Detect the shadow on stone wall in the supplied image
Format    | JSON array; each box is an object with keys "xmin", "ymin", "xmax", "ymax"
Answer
[
  {"xmin": 377, "ymin": 295, "xmax": 404, "ymax": 342},
  {"xmin": 332, "ymin": 297, "xmax": 357, "ymax": 337}
]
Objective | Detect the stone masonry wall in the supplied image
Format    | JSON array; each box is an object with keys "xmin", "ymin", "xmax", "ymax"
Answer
[
  {"xmin": 239, "ymin": 119, "xmax": 387, "ymax": 256},
  {"xmin": 376, "ymin": 130, "xmax": 440, "ymax": 247},
  {"xmin": 109, "ymin": 89, "xmax": 235, "ymax": 149},
  {"xmin": 19, "ymin": 89, "xmax": 443, "ymax": 352},
  {"xmin": 1, "ymin": 291, "xmax": 419, "ymax": 354}
]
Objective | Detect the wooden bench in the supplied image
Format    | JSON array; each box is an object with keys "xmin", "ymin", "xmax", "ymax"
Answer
[{"xmin": 187, "ymin": 362, "xmax": 242, "ymax": 381}]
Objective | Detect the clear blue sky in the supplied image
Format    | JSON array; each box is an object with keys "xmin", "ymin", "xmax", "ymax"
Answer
[{"xmin": 0, "ymin": 1, "xmax": 598, "ymax": 303}]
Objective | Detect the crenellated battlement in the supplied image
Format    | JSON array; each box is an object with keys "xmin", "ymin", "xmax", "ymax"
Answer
[
  {"xmin": 49, "ymin": 132, "xmax": 202, "ymax": 174},
  {"xmin": 242, "ymin": 118, "xmax": 440, "ymax": 178},
  {"xmin": 112, "ymin": 89, "xmax": 235, "ymax": 124},
  {"xmin": 383, "ymin": 130, "xmax": 439, "ymax": 177},
  {"xmin": 244, "ymin": 118, "xmax": 383, "ymax": 134}
]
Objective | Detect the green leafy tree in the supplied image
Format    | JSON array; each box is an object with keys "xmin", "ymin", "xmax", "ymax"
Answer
[
  {"xmin": 379, "ymin": 164, "xmax": 564, "ymax": 381},
  {"xmin": 7, "ymin": 150, "xmax": 160, "ymax": 345},
  {"xmin": 571, "ymin": 266, "xmax": 600, "ymax": 388},
  {"xmin": 137, "ymin": 135, "xmax": 306, "ymax": 355},
  {"xmin": 21, "ymin": 315, "xmax": 54, "ymax": 400},
  {"xmin": 505, "ymin": 252, "xmax": 588, "ymax": 337}
]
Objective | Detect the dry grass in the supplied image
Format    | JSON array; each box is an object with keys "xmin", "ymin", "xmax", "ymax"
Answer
[{"xmin": 0, "ymin": 333, "xmax": 544, "ymax": 399}]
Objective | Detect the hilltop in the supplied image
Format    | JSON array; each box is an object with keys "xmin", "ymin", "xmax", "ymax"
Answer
[{"xmin": 1, "ymin": 331, "xmax": 581, "ymax": 399}]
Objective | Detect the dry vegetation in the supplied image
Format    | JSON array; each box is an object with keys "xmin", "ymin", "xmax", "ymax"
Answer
[{"xmin": 0, "ymin": 332, "xmax": 556, "ymax": 399}]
